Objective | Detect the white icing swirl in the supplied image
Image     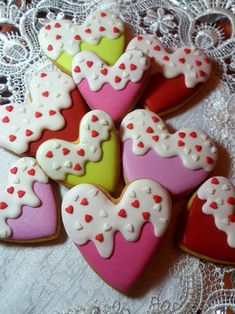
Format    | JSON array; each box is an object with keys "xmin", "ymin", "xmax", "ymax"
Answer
[
  {"xmin": 62, "ymin": 179, "xmax": 171, "ymax": 258},
  {"xmin": 126, "ymin": 34, "xmax": 212, "ymax": 88},
  {"xmin": 197, "ymin": 177, "xmax": 235, "ymax": 248},
  {"xmin": 120, "ymin": 109, "xmax": 218, "ymax": 171}
]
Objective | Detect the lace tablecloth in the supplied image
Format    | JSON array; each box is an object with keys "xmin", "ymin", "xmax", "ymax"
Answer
[{"xmin": 0, "ymin": 1, "xmax": 235, "ymax": 313}]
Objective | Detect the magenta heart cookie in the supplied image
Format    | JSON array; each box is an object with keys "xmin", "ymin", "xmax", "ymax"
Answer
[
  {"xmin": 120, "ymin": 110, "xmax": 218, "ymax": 197},
  {"xmin": 126, "ymin": 35, "xmax": 212, "ymax": 115},
  {"xmin": 62, "ymin": 179, "xmax": 171, "ymax": 291},
  {"xmin": 0, "ymin": 157, "xmax": 58, "ymax": 242},
  {"xmin": 72, "ymin": 49, "xmax": 151, "ymax": 122}
]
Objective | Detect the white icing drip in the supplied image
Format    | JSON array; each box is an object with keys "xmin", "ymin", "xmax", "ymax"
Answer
[
  {"xmin": 126, "ymin": 34, "xmax": 212, "ymax": 88},
  {"xmin": 62, "ymin": 179, "xmax": 171, "ymax": 258},
  {"xmin": 0, "ymin": 157, "xmax": 48, "ymax": 238},
  {"xmin": 36, "ymin": 110, "xmax": 113, "ymax": 181},
  {"xmin": 120, "ymin": 109, "xmax": 218, "ymax": 171},
  {"xmin": 0, "ymin": 71, "xmax": 75, "ymax": 155},
  {"xmin": 197, "ymin": 177, "xmax": 235, "ymax": 248},
  {"xmin": 72, "ymin": 50, "xmax": 150, "ymax": 91},
  {"xmin": 39, "ymin": 10, "xmax": 124, "ymax": 60}
]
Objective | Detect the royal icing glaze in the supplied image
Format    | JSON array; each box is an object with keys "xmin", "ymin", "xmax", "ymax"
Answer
[
  {"xmin": 120, "ymin": 109, "xmax": 218, "ymax": 171},
  {"xmin": 0, "ymin": 157, "xmax": 48, "ymax": 238},
  {"xmin": 197, "ymin": 177, "xmax": 235, "ymax": 248},
  {"xmin": 39, "ymin": 10, "xmax": 124, "ymax": 60},
  {"xmin": 62, "ymin": 179, "xmax": 171, "ymax": 258},
  {"xmin": 72, "ymin": 49, "xmax": 150, "ymax": 91},
  {"xmin": 0, "ymin": 71, "xmax": 75, "ymax": 155},
  {"xmin": 36, "ymin": 110, "xmax": 113, "ymax": 181},
  {"xmin": 126, "ymin": 34, "xmax": 212, "ymax": 88}
]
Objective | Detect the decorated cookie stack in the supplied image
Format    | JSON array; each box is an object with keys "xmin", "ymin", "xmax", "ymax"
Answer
[{"xmin": 0, "ymin": 8, "xmax": 233, "ymax": 293}]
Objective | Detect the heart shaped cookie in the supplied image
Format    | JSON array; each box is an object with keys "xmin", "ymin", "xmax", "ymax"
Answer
[
  {"xmin": 0, "ymin": 70, "xmax": 86, "ymax": 157},
  {"xmin": 0, "ymin": 157, "xmax": 58, "ymax": 242},
  {"xmin": 126, "ymin": 34, "xmax": 212, "ymax": 115},
  {"xmin": 39, "ymin": 10, "xmax": 125, "ymax": 73},
  {"xmin": 36, "ymin": 110, "xmax": 119, "ymax": 192},
  {"xmin": 62, "ymin": 179, "xmax": 171, "ymax": 291},
  {"xmin": 120, "ymin": 109, "xmax": 218, "ymax": 197},
  {"xmin": 72, "ymin": 49, "xmax": 151, "ymax": 122},
  {"xmin": 180, "ymin": 177, "xmax": 235, "ymax": 264}
]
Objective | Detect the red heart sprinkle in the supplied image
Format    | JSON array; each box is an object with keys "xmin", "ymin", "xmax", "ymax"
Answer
[
  {"xmin": 65, "ymin": 205, "xmax": 73, "ymax": 214},
  {"xmin": 154, "ymin": 45, "xmax": 161, "ymax": 51},
  {"xmin": 178, "ymin": 132, "xmax": 186, "ymax": 138},
  {"xmin": 99, "ymin": 26, "xmax": 106, "ymax": 32},
  {"xmin": 137, "ymin": 36, "xmax": 143, "ymax": 41},
  {"xmin": 35, "ymin": 111, "xmax": 42, "ymax": 118},
  {"xmin": 74, "ymin": 34, "xmax": 81, "ymax": 40},
  {"xmin": 49, "ymin": 110, "xmax": 56, "ymax": 115},
  {"xmin": 7, "ymin": 186, "xmax": 14, "ymax": 194},
  {"xmin": 153, "ymin": 195, "xmax": 162, "ymax": 203},
  {"xmin": 10, "ymin": 167, "xmax": 18, "ymax": 174},
  {"xmin": 0, "ymin": 202, "xmax": 8, "ymax": 209},
  {"xmin": 127, "ymin": 123, "xmax": 134, "ymax": 129},
  {"xmin": 130, "ymin": 64, "xmax": 137, "ymax": 71},
  {"xmin": 25, "ymin": 129, "xmax": 33, "ymax": 136},
  {"xmin": 118, "ymin": 209, "xmax": 127, "ymax": 218},
  {"xmin": 210, "ymin": 177, "xmax": 219, "ymax": 184},
  {"xmin": 80, "ymin": 197, "xmax": 88, "ymax": 206},
  {"xmin": 54, "ymin": 22, "xmax": 61, "ymax": 28},
  {"xmin": 210, "ymin": 202, "xmax": 218, "ymax": 209},
  {"xmin": 227, "ymin": 197, "xmax": 235, "ymax": 205},
  {"xmin": 163, "ymin": 56, "xmax": 169, "ymax": 61},
  {"xmin": 9, "ymin": 135, "xmax": 16, "ymax": 142},
  {"xmin": 42, "ymin": 91, "xmax": 49, "ymax": 97},
  {"xmin": 101, "ymin": 68, "xmax": 108, "ymax": 75},
  {"xmin": 100, "ymin": 12, "xmax": 107, "ymax": 17},
  {"xmin": 184, "ymin": 48, "xmax": 191, "ymax": 54},
  {"xmin": 131, "ymin": 200, "xmax": 139, "ymax": 208},
  {"xmin": 189, "ymin": 131, "xmax": 197, "ymax": 138},
  {"xmin": 17, "ymin": 190, "xmax": 25, "ymax": 198},
  {"xmin": 47, "ymin": 45, "xmax": 53, "ymax": 51},
  {"xmin": 228, "ymin": 215, "xmax": 235, "ymax": 223},
  {"xmin": 91, "ymin": 115, "xmax": 99, "ymax": 122},
  {"xmin": 152, "ymin": 135, "xmax": 159, "ymax": 142},
  {"xmin": 115, "ymin": 76, "xmax": 121, "ymax": 83},
  {"xmin": 195, "ymin": 145, "xmax": 202, "ymax": 152},
  {"xmin": 179, "ymin": 58, "xmax": 185, "ymax": 64},
  {"xmin": 113, "ymin": 27, "xmax": 120, "ymax": 33},
  {"xmin": 206, "ymin": 156, "xmax": 214, "ymax": 164},
  {"xmin": 6, "ymin": 105, "xmax": 13, "ymax": 112},
  {"xmin": 46, "ymin": 151, "xmax": 53, "ymax": 158},
  {"xmin": 142, "ymin": 212, "xmax": 150, "ymax": 220},
  {"xmin": 77, "ymin": 149, "xmax": 85, "ymax": 156},
  {"xmin": 2, "ymin": 116, "xmax": 9, "ymax": 123},
  {"xmin": 146, "ymin": 127, "xmax": 154, "ymax": 133},
  {"xmin": 95, "ymin": 233, "xmax": 104, "ymax": 242},
  {"xmin": 85, "ymin": 28, "xmax": 91, "ymax": 33},
  {"xmin": 62, "ymin": 148, "xmax": 70, "ymax": 155},
  {"xmin": 195, "ymin": 60, "xmax": 202, "ymax": 66},
  {"xmin": 56, "ymin": 34, "xmax": 62, "ymax": 40},
  {"xmin": 152, "ymin": 116, "xmax": 159, "ymax": 123},
  {"xmin": 137, "ymin": 141, "xmax": 144, "ymax": 148},
  {"xmin": 45, "ymin": 25, "xmax": 51, "ymax": 30},
  {"xmin": 40, "ymin": 73, "xmax": 47, "ymax": 78},
  {"xmin": 74, "ymin": 66, "xmax": 81, "ymax": 73},
  {"xmin": 74, "ymin": 163, "xmax": 81, "ymax": 171},
  {"xmin": 91, "ymin": 130, "xmax": 99, "ymax": 137},
  {"xmin": 27, "ymin": 169, "xmax": 35, "ymax": 176},
  {"xmin": 86, "ymin": 61, "xmax": 93, "ymax": 68},
  {"xmin": 199, "ymin": 70, "xmax": 206, "ymax": 77},
  {"xmin": 204, "ymin": 57, "xmax": 210, "ymax": 64},
  {"xmin": 119, "ymin": 63, "xmax": 125, "ymax": 70},
  {"xmin": 85, "ymin": 214, "xmax": 93, "ymax": 223},
  {"xmin": 178, "ymin": 140, "xmax": 185, "ymax": 147}
]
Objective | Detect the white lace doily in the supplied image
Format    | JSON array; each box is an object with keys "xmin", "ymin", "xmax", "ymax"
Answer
[{"xmin": 0, "ymin": 1, "xmax": 235, "ymax": 313}]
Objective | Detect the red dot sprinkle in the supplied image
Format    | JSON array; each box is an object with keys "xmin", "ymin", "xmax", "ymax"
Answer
[
  {"xmin": 210, "ymin": 177, "xmax": 219, "ymax": 184},
  {"xmin": 95, "ymin": 233, "xmax": 104, "ymax": 242},
  {"xmin": 142, "ymin": 212, "xmax": 150, "ymax": 220},
  {"xmin": 74, "ymin": 66, "xmax": 81, "ymax": 73},
  {"xmin": 46, "ymin": 151, "xmax": 53, "ymax": 158},
  {"xmin": 127, "ymin": 123, "xmax": 134, "ymax": 129},
  {"xmin": 9, "ymin": 135, "xmax": 16, "ymax": 142},
  {"xmin": 2, "ymin": 116, "xmax": 9, "ymax": 123},
  {"xmin": 47, "ymin": 45, "xmax": 53, "ymax": 51},
  {"xmin": 227, "ymin": 197, "xmax": 235, "ymax": 205},
  {"xmin": 178, "ymin": 132, "xmax": 186, "ymax": 138},
  {"xmin": 210, "ymin": 202, "xmax": 218, "ymax": 209},
  {"xmin": 146, "ymin": 127, "xmax": 154, "ymax": 133},
  {"xmin": 178, "ymin": 140, "xmax": 185, "ymax": 147},
  {"xmin": 85, "ymin": 214, "xmax": 93, "ymax": 223}
]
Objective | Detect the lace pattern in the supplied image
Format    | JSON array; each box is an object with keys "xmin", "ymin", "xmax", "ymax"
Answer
[{"xmin": 0, "ymin": 1, "xmax": 234, "ymax": 313}]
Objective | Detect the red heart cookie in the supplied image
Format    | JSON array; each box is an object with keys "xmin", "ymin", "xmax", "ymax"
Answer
[
  {"xmin": 0, "ymin": 157, "xmax": 58, "ymax": 242},
  {"xmin": 72, "ymin": 49, "xmax": 151, "ymax": 122},
  {"xmin": 126, "ymin": 35, "xmax": 212, "ymax": 115},
  {"xmin": 0, "ymin": 71, "xmax": 86, "ymax": 157},
  {"xmin": 62, "ymin": 179, "xmax": 171, "ymax": 291},
  {"xmin": 120, "ymin": 109, "xmax": 218, "ymax": 197},
  {"xmin": 180, "ymin": 176, "xmax": 235, "ymax": 264}
]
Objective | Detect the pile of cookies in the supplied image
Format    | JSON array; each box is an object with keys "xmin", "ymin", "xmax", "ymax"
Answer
[{"xmin": 0, "ymin": 10, "xmax": 234, "ymax": 292}]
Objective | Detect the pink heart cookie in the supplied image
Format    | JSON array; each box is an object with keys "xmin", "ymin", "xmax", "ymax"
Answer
[
  {"xmin": 126, "ymin": 35, "xmax": 212, "ymax": 115},
  {"xmin": 62, "ymin": 179, "xmax": 171, "ymax": 291},
  {"xmin": 0, "ymin": 157, "xmax": 58, "ymax": 242},
  {"xmin": 72, "ymin": 49, "xmax": 151, "ymax": 122},
  {"xmin": 120, "ymin": 109, "xmax": 218, "ymax": 197}
]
